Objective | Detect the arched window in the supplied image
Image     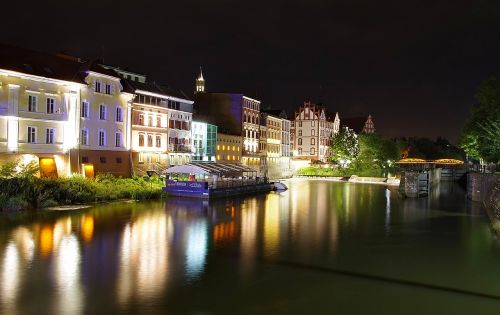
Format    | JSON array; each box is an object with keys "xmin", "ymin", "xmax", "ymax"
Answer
[
  {"xmin": 311, "ymin": 148, "xmax": 315, "ymax": 155},
  {"xmin": 139, "ymin": 134, "xmax": 145, "ymax": 147},
  {"xmin": 298, "ymin": 148, "xmax": 302, "ymax": 155},
  {"xmin": 298, "ymin": 138, "xmax": 302, "ymax": 145},
  {"xmin": 311, "ymin": 138, "xmax": 315, "ymax": 145}
]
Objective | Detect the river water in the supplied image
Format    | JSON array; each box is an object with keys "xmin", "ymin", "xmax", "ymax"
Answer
[{"xmin": 0, "ymin": 179, "xmax": 499, "ymax": 314}]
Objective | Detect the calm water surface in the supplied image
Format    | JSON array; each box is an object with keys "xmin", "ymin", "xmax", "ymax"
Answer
[{"xmin": 0, "ymin": 179, "xmax": 499, "ymax": 314}]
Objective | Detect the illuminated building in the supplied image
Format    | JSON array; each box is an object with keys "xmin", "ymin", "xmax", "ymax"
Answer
[
  {"xmin": 216, "ymin": 132, "xmax": 242, "ymax": 163},
  {"xmin": 341, "ymin": 114, "xmax": 376, "ymax": 134},
  {"xmin": 121, "ymin": 77, "xmax": 193, "ymax": 173},
  {"xmin": 191, "ymin": 120, "xmax": 217, "ymax": 162},
  {"xmin": 0, "ymin": 44, "xmax": 83, "ymax": 177},
  {"xmin": 194, "ymin": 93, "xmax": 260, "ymax": 167},
  {"xmin": 72, "ymin": 61, "xmax": 134, "ymax": 177},
  {"xmin": 195, "ymin": 67, "xmax": 205, "ymax": 93},
  {"xmin": 291, "ymin": 101, "xmax": 340, "ymax": 162},
  {"xmin": 261, "ymin": 109, "xmax": 292, "ymax": 178}
]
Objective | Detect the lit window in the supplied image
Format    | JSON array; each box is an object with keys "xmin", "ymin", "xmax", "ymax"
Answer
[
  {"xmin": 148, "ymin": 134, "xmax": 153, "ymax": 147},
  {"xmin": 139, "ymin": 134, "xmax": 145, "ymax": 147},
  {"xmin": 156, "ymin": 135, "xmax": 161, "ymax": 147},
  {"xmin": 217, "ymin": 145, "xmax": 220, "ymax": 150}
]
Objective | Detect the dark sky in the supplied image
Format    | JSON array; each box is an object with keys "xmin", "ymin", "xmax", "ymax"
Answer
[{"xmin": 4, "ymin": 0, "xmax": 500, "ymax": 142}]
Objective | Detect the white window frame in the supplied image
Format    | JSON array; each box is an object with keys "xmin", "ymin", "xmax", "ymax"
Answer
[
  {"xmin": 27, "ymin": 126, "xmax": 36, "ymax": 143},
  {"xmin": 46, "ymin": 97, "xmax": 55, "ymax": 114},
  {"xmin": 115, "ymin": 131, "xmax": 122, "ymax": 147},
  {"xmin": 81, "ymin": 128, "xmax": 89, "ymax": 145},
  {"xmin": 28, "ymin": 95, "xmax": 37, "ymax": 112},
  {"xmin": 95, "ymin": 80, "xmax": 102, "ymax": 93},
  {"xmin": 99, "ymin": 104, "xmax": 107, "ymax": 120},
  {"xmin": 81, "ymin": 101, "xmax": 90, "ymax": 118},
  {"xmin": 45, "ymin": 128, "xmax": 55, "ymax": 144},
  {"xmin": 116, "ymin": 106, "xmax": 123, "ymax": 122},
  {"xmin": 98, "ymin": 129, "xmax": 106, "ymax": 147}
]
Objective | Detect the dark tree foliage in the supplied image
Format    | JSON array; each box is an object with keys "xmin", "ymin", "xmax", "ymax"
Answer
[{"xmin": 461, "ymin": 77, "xmax": 500, "ymax": 163}]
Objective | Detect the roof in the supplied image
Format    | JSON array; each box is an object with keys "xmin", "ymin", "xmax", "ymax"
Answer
[
  {"xmin": 124, "ymin": 79, "xmax": 191, "ymax": 101},
  {"xmin": 262, "ymin": 109, "xmax": 287, "ymax": 119},
  {"xmin": 341, "ymin": 116, "xmax": 368, "ymax": 132},
  {"xmin": 0, "ymin": 43, "xmax": 85, "ymax": 84},
  {"xmin": 166, "ymin": 162, "xmax": 257, "ymax": 175}
]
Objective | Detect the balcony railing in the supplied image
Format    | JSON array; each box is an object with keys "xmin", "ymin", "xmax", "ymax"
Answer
[{"xmin": 168, "ymin": 144, "xmax": 192, "ymax": 153}]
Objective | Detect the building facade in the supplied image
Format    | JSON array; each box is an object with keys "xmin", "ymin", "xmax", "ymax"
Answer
[
  {"xmin": 291, "ymin": 101, "xmax": 340, "ymax": 162},
  {"xmin": 192, "ymin": 120, "xmax": 217, "ymax": 162},
  {"xmin": 75, "ymin": 64, "xmax": 133, "ymax": 178},
  {"xmin": 341, "ymin": 115, "xmax": 376, "ymax": 134},
  {"xmin": 216, "ymin": 132, "xmax": 242, "ymax": 163}
]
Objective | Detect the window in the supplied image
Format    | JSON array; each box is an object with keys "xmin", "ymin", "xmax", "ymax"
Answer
[
  {"xmin": 28, "ymin": 95, "xmax": 37, "ymax": 112},
  {"xmin": 147, "ymin": 134, "xmax": 153, "ymax": 147},
  {"xmin": 98, "ymin": 130, "xmax": 106, "ymax": 146},
  {"xmin": 298, "ymin": 121, "xmax": 302, "ymax": 127},
  {"xmin": 99, "ymin": 105, "xmax": 107, "ymax": 120},
  {"xmin": 45, "ymin": 128, "xmax": 55, "ymax": 144},
  {"xmin": 82, "ymin": 156, "xmax": 89, "ymax": 163},
  {"xmin": 105, "ymin": 83, "xmax": 111, "ymax": 95},
  {"xmin": 95, "ymin": 80, "xmax": 101, "ymax": 93},
  {"xmin": 298, "ymin": 148, "xmax": 302, "ymax": 155},
  {"xmin": 156, "ymin": 135, "xmax": 161, "ymax": 147},
  {"xmin": 298, "ymin": 138, "xmax": 302, "ymax": 145},
  {"xmin": 139, "ymin": 134, "xmax": 145, "ymax": 147},
  {"xmin": 311, "ymin": 148, "xmax": 315, "ymax": 155},
  {"xmin": 81, "ymin": 129, "xmax": 89, "ymax": 145},
  {"xmin": 81, "ymin": 101, "xmax": 90, "ymax": 118},
  {"xmin": 27, "ymin": 127, "xmax": 36, "ymax": 143},
  {"xmin": 312, "ymin": 120, "xmax": 315, "ymax": 127},
  {"xmin": 311, "ymin": 138, "xmax": 315, "ymax": 145},
  {"xmin": 100, "ymin": 156, "xmax": 106, "ymax": 163},
  {"xmin": 148, "ymin": 115, "xmax": 153, "ymax": 127},
  {"xmin": 156, "ymin": 115, "xmax": 161, "ymax": 127},
  {"xmin": 311, "ymin": 129, "xmax": 315, "ymax": 136},
  {"xmin": 298, "ymin": 130, "xmax": 302, "ymax": 136},
  {"xmin": 138, "ymin": 152, "xmax": 144, "ymax": 164},
  {"xmin": 116, "ymin": 157, "xmax": 122, "ymax": 164},
  {"xmin": 139, "ymin": 114, "xmax": 144, "ymax": 125},
  {"xmin": 116, "ymin": 107, "xmax": 123, "ymax": 122},
  {"xmin": 46, "ymin": 97, "xmax": 55, "ymax": 114},
  {"xmin": 115, "ymin": 132, "xmax": 122, "ymax": 147}
]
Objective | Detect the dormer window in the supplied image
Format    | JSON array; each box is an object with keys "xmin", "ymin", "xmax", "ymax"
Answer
[
  {"xmin": 95, "ymin": 80, "xmax": 102, "ymax": 93},
  {"xmin": 105, "ymin": 83, "xmax": 111, "ymax": 95}
]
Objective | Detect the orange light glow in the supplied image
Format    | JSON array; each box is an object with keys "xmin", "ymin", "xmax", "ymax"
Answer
[
  {"xmin": 39, "ymin": 225, "xmax": 53, "ymax": 257},
  {"xmin": 81, "ymin": 215, "xmax": 94, "ymax": 243}
]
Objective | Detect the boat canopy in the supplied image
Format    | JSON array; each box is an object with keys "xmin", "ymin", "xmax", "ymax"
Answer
[{"xmin": 165, "ymin": 162, "xmax": 258, "ymax": 176}]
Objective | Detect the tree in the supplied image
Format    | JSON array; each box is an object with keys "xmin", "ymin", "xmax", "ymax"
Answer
[
  {"xmin": 461, "ymin": 77, "xmax": 500, "ymax": 163},
  {"xmin": 331, "ymin": 127, "xmax": 359, "ymax": 166}
]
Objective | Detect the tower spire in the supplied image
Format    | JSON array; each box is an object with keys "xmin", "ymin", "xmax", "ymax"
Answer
[{"xmin": 195, "ymin": 66, "xmax": 205, "ymax": 93}]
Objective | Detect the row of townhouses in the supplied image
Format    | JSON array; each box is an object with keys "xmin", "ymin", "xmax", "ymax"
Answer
[{"xmin": 0, "ymin": 44, "xmax": 375, "ymax": 179}]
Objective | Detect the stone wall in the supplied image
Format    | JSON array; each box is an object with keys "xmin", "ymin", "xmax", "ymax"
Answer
[{"xmin": 467, "ymin": 173, "xmax": 498, "ymax": 202}]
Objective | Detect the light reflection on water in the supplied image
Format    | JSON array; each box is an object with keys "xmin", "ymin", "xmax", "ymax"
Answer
[{"xmin": 0, "ymin": 179, "xmax": 497, "ymax": 314}]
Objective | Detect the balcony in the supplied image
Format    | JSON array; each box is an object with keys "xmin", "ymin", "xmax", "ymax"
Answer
[{"xmin": 168, "ymin": 144, "xmax": 192, "ymax": 153}]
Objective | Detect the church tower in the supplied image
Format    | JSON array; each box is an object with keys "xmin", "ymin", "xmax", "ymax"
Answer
[{"xmin": 195, "ymin": 67, "xmax": 205, "ymax": 93}]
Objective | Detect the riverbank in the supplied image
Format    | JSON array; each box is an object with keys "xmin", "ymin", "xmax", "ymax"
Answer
[
  {"xmin": 293, "ymin": 175, "xmax": 400, "ymax": 186},
  {"xmin": 0, "ymin": 174, "xmax": 163, "ymax": 211}
]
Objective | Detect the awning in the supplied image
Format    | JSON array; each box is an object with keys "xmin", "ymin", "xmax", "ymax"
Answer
[{"xmin": 165, "ymin": 162, "xmax": 258, "ymax": 175}]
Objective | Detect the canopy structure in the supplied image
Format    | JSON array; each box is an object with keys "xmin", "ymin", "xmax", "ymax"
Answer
[{"xmin": 165, "ymin": 162, "xmax": 258, "ymax": 176}]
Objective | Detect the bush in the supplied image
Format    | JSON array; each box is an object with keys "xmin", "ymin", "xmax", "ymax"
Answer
[{"xmin": 0, "ymin": 161, "xmax": 164, "ymax": 211}]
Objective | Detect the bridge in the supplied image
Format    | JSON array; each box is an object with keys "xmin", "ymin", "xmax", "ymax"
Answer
[{"xmin": 396, "ymin": 158, "xmax": 467, "ymax": 197}]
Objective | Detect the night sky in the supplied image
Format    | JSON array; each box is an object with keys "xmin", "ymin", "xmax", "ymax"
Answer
[{"xmin": 4, "ymin": 0, "xmax": 500, "ymax": 142}]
